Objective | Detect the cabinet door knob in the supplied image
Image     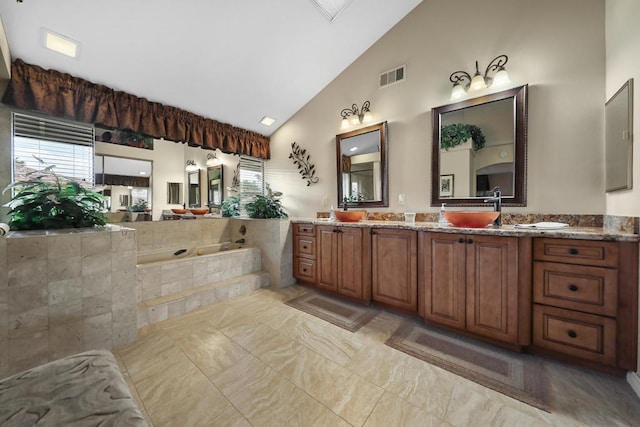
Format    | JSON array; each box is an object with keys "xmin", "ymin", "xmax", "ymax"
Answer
[
  {"xmin": 568, "ymin": 284, "xmax": 578, "ymax": 292},
  {"xmin": 567, "ymin": 330, "xmax": 578, "ymax": 338},
  {"xmin": 569, "ymin": 248, "xmax": 579, "ymax": 255},
  {"xmin": 458, "ymin": 238, "xmax": 465, "ymax": 243},
  {"xmin": 302, "ymin": 245, "xmax": 308, "ymax": 250},
  {"xmin": 371, "ymin": 230, "xmax": 377, "ymax": 235},
  {"xmin": 467, "ymin": 238, "xmax": 474, "ymax": 244}
]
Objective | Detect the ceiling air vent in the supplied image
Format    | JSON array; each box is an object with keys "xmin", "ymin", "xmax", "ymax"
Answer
[{"xmin": 379, "ymin": 65, "xmax": 406, "ymax": 88}]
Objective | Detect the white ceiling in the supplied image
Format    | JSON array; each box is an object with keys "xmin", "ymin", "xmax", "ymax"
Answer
[{"xmin": 0, "ymin": 0, "xmax": 422, "ymax": 137}]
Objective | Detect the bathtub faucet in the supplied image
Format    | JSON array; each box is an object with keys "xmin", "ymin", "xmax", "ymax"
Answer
[{"xmin": 173, "ymin": 248, "xmax": 188, "ymax": 256}]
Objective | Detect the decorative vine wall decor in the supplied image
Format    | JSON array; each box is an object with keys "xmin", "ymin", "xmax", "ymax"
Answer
[{"xmin": 289, "ymin": 142, "xmax": 319, "ymax": 186}]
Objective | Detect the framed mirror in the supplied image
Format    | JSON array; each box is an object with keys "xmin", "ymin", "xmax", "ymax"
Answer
[
  {"xmin": 431, "ymin": 85, "xmax": 528, "ymax": 207},
  {"xmin": 605, "ymin": 78, "xmax": 633, "ymax": 192},
  {"xmin": 187, "ymin": 170, "xmax": 201, "ymax": 207},
  {"xmin": 207, "ymin": 164, "xmax": 224, "ymax": 208},
  {"xmin": 167, "ymin": 182, "xmax": 182, "ymax": 205},
  {"xmin": 336, "ymin": 121, "xmax": 388, "ymax": 208}
]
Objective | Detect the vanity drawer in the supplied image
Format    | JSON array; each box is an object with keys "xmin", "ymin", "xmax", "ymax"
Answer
[
  {"xmin": 533, "ymin": 304, "xmax": 616, "ymax": 366},
  {"xmin": 295, "ymin": 235, "xmax": 316, "ymax": 259},
  {"xmin": 294, "ymin": 224, "xmax": 315, "ymax": 236},
  {"xmin": 533, "ymin": 238, "xmax": 619, "ymax": 268},
  {"xmin": 533, "ymin": 262, "xmax": 618, "ymax": 317},
  {"xmin": 294, "ymin": 257, "xmax": 316, "ymax": 283}
]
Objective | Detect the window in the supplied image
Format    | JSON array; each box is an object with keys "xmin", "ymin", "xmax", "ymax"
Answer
[
  {"xmin": 12, "ymin": 113, "xmax": 94, "ymax": 186},
  {"xmin": 239, "ymin": 155, "xmax": 264, "ymax": 211}
]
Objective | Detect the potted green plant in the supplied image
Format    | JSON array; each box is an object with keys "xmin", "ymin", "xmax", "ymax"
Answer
[
  {"xmin": 221, "ymin": 195, "xmax": 240, "ymax": 217},
  {"xmin": 3, "ymin": 158, "xmax": 106, "ymax": 230},
  {"xmin": 441, "ymin": 123, "xmax": 486, "ymax": 151},
  {"xmin": 245, "ymin": 184, "xmax": 288, "ymax": 219},
  {"xmin": 127, "ymin": 200, "xmax": 149, "ymax": 212}
]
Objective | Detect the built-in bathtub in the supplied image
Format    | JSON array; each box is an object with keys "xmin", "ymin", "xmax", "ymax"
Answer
[
  {"xmin": 136, "ymin": 241, "xmax": 244, "ymax": 265},
  {"xmin": 136, "ymin": 242, "xmax": 266, "ymax": 327}
]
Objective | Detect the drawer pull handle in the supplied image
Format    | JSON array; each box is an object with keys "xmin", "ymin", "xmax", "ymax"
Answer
[
  {"xmin": 567, "ymin": 330, "xmax": 578, "ymax": 338},
  {"xmin": 458, "ymin": 238, "xmax": 465, "ymax": 244},
  {"xmin": 568, "ymin": 284, "xmax": 578, "ymax": 292},
  {"xmin": 569, "ymin": 248, "xmax": 579, "ymax": 255},
  {"xmin": 467, "ymin": 238, "xmax": 474, "ymax": 244},
  {"xmin": 371, "ymin": 230, "xmax": 377, "ymax": 235},
  {"xmin": 302, "ymin": 245, "xmax": 308, "ymax": 249}
]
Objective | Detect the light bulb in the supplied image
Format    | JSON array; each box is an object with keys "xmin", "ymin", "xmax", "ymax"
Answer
[
  {"xmin": 492, "ymin": 68, "xmax": 510, "ymax": 87},
  {"xmin": 470, "ymin": 73, "xmax": 487, "ymax": 91},
  {"xmin": 451, "ymin": 83, "xmax": 466, "ymax": 100},
  {"xmin": 362, "ymin": 111, "xmax": 373, "ymax": 123},
  {"xmin": 341, "ymin": 118, "xmax": 349, "ymax": 129}
]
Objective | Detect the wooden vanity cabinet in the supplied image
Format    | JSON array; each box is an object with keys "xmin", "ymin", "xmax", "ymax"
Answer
[
  {"xmin": 293, "ymin": 224, "xmax": 317, "ymax": 284},
  {"xmin": 531, "ymin": 238, "xmax": 638, "ymax": 371},
  {"xmin": 370, "ymin": 228, "xmax": 418, "ymax": 314},
  {"xmin": 420, "ymin": 232, "xmax": 531, "ymax": 346},
  {"xmin": 316, "ymin": 225, "xmax": 371, "ymax": 302}
]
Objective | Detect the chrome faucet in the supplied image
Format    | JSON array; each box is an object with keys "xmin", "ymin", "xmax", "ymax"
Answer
[
  {"xmin": 343, "ymin": 196, "xmax": 348, "ymax": 211},
  {"xmin": 484, "ymin": 186, "xmax": 502, "ymax": 227}
]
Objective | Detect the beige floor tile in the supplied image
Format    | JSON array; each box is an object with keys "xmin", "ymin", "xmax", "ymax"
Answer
[
  {"xmin": 136, "ymin": 358, "xmax": 233, "ymax": 426},
  {"xmin": 282, "ymin": 315, "xmax": 365, "ymax": 365},
  {"xmin": 172, "ymin": 325, "xmax": 250, "ymax": 379},
  {"xmin": 211, "ymin": 353, "xmax": 314, "ymax": 426},
  {"xmin": 111, "ymin": 287, "xmax": 640, "ymax": 427},
  {"xmin": 364, "ymin": 391, "xmax": 452, "ymax": 427}
]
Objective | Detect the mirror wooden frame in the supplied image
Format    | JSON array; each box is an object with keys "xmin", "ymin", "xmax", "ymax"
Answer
[
  {"xmin": 207, "ymin": 164, "xmax": 224, "ymax": 208},
  {"xmin": 336, "ymin": 121, "xmax": 389, "ymax": 208},
  {"xmin": 431, "ymin": 85, "xmax": 528, "ymax": 207}
]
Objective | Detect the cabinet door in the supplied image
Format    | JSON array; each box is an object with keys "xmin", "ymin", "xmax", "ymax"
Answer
[
  {"xmin": 317, "ymin": 225, "xmax": 338, "ymax": 292},
  {"xmin": 465, "ymin": 235, "xmax": 519, "ymax": 343},
  {"xmin": 371, "ymin": 228, "xmax": 418, "ymax": 312},
  {"xmin": 422, "ymin": 233, "xmax": 466, "ymax": 330},
  {"xmin": 337, "ymin": 227, "xmax": 364, "ymax": 299}
]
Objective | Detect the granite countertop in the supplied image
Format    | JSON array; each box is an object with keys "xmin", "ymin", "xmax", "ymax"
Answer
[{"xmin": 291, "ymin": 218, "xmax": 640, "ymax": 242}]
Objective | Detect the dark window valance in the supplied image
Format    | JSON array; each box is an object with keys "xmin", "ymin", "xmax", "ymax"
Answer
[
  {"xmin": 96, "ymin": 174, "xmax": 150, "ymax": 188},
  {"xmin": 2, "ymin": 59, "xmax": 270, "ymax": 159}
]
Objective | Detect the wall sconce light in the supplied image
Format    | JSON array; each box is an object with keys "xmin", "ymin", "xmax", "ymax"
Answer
[
  {"xmin": 449, "ymin": 55, "xmax": 510, "ymax": 100},
  {"xmin": 340, "ymin": 101, "xmax": 372, "ymax": 129},
  {"xmin": 206, "ymin": 151, "xmax": 219, "ymax": 167},
  {"xmin": 185, "ymin": 160, "xmax": 198, "ymax": 172}
]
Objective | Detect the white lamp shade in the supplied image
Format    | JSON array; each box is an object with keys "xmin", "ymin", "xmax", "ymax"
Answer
[
  {"xmin": 470, "ymin": 74, "xmax": 487, "ymax": 91},
  {"xmin": 341, "ymin": 118, "xmax": 350, "ymax": 129},
  {"xmin": 492, "ymin": 68, "xmax": 510, "ymax": 87},
  {"xmin": 362, "ymin": 111, "xmax": 373, "ymax": 123},
  {"xmin": 450, "ymin": 83, "xmax": 466, "ymax": 100},
  {"xmin": 349, "ymin": 115, "xmax": 360, "ymax": 125}
]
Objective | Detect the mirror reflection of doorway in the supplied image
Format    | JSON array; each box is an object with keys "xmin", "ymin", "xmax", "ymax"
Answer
[{"xmin": 188, "ymin": 170, "xmax": 201, "ymax": 208}]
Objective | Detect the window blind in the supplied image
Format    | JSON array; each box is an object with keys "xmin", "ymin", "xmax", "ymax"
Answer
[
  {"xmin": 13, "ymin": 113, "xmax": 95, "ymax": 185},
  {"xmin": 239, "ymin": 155, "xmax": 264, "ymax": 210}
]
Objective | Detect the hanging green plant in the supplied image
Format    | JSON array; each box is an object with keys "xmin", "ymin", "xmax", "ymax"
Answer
[
  {"xmin": 288, "ymin": 142, "xmax": 318, "ymax": 186},
  {"xmin": 441, "ymin": 123, "xmax": 486, "ymax": 151},
  {"xmin": 3, "ymin": 157, "xmax": 106, "ymax": 230}
]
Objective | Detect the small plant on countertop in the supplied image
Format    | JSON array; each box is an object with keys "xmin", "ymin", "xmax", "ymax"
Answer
[
  {"xmin": 3, "ymin": 157, "xmax": 106, "ymax": 230},
  {"xmin": 221, "ymin": 195, "xmax": 240, "ymax": 217},
  {"xmin": 245, "ymin": 184, "xmax": 288, "ymax": 219}
]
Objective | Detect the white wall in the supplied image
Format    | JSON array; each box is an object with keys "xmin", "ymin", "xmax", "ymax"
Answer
[
  {"xmin": 605, "ymin": 0, "xmax": 640, "ymax": 217},
  {"xmin": 605, "ymin": 0, "xmax": 640, "ymax": 378},
  {"xmin": 266, "ymin": 0, "xmax": 606, "ymax": 218}
]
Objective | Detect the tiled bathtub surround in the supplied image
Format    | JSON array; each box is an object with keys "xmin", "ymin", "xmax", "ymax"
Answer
[
  {"xmin": 0, "ymin": 226, "xmax": 138, "ymax": 377},
  {"xmin": 116, "ymin": 217, "xmax": 231, "ymax": 252},
  {"xmin": 137, "ymin": 247, "xmax": 268, "ymax": 328}
]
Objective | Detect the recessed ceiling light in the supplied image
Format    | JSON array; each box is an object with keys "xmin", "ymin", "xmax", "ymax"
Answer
[
  {"xmin": 260, "ymin": 116, "xmax": 276, "ymax": 126},
  {"xmin": 309, "ymin": 0, "xmax": 354, "ymax": 22},
  {"xmin": 350, "ymin": 146, "xmax": 358, "ymax": 152},
  {"xmin": 42, "ymin": 29, "xmax": 79, "ymax": 58}
]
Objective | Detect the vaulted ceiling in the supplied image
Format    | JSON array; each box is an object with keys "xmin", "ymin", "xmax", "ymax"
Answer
[{"xmin": 0, "ymin": 0, "xmax": 422, "ymax": 136}]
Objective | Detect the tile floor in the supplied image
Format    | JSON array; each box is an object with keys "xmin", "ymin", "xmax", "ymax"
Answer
[{"xmin": 114, "ymin": 286, "xmax": 640, "ymax": 426}]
